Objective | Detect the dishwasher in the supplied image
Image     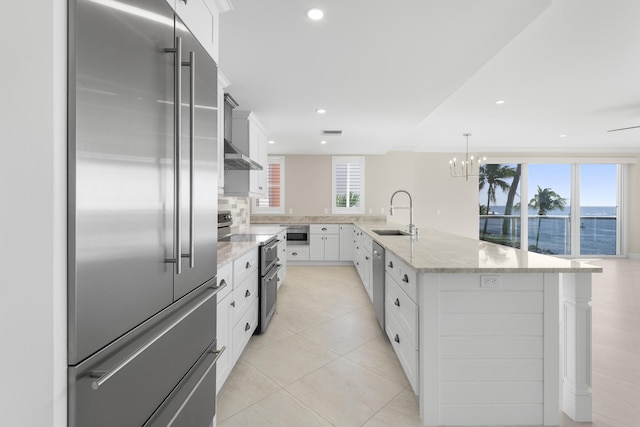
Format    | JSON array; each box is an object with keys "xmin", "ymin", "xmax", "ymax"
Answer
[{"xmin": 372, "ymin": 241, "xmax": 385, "ymax": 330}]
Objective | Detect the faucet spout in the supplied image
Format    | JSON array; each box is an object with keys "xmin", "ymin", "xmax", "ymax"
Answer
[{"xmin": 389, "ymin": 190, "xmax": 415, "ymax": 235}]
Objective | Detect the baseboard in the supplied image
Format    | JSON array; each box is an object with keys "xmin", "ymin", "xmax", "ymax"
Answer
[{"xmin": 628, "ymin": 252, "xmax": 640, "ymax": 260}]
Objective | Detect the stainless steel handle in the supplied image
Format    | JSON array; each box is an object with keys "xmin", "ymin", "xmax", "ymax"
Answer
[
  {"xmin": 216, "ymin": 278, "xmax": 227, "ymax": 291},
  {"xmin": 91, "ymin": 286, "xmax": 217, "ymax": 390},
  {"xmin": 165, "ymin": 346, "xmax": 225, "ymax": 426},
  {"xmin": 394, "ymin": 334, "xmax": 400, "ymax": 343},
  {"xmin": 245, "ymin": 289, "xmax": 251, "ymax": 298},
  {"xmin": 373, "ymin": 250, "xmax": 379, "ymax": 256},
  {"xmin": 394, "ymin": 298, "xmax": 400, "ymax": 307},
  {"xmin": 292, "ymin": 252, "xmax": 297, "ymax": 256},
  {"xmin": 245, "ymin": 322, "xmax": 251, "ymax": 332},
  {"xmin": 185, "ymin": 50, "xmax": 195, "ymax": 269},
  {"xmin": 322, "ymin": 227, "xmax": 327, "ymax": 231},
  {"xmin": 165, "ymin": 36, "xmax": 183, "ymax": 274},
  {"xmin": 402, "ymin": 274, "xmax": 409, "ymax": 283}
]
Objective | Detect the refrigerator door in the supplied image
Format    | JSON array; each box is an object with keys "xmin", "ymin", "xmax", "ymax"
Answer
[
  {"xmin": 68, "ymin": 0, "xmax": 176, "ymax": 364},
  {"xmin": 173, "ymin": 18, "xmax": 218, "ymax": 300}
]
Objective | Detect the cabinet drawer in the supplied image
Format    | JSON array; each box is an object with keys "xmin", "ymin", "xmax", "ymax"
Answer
[
  {"xmin": 232, "ymin": 298, "xmax": 259, "ymax": 364},
  {"xmin": 362, "ymin": 233, "xmax": 373, "ymax": 253},
  {"xmin": 233, "ymin": 248, "xmax": 258, "ymax": 286},
  {"xmin": 287, "ymin": 246, "xmax": 310, "ymax": 261},
  {"xmin": 385, "ymin": 251, "xmax": 417, "ymax": 303},
  {"xmin": 310, "ymin": 224, "xmax": 339, "ymax": 234},
  {"xmin": 385, "ymin": 301, "xmax": 419, "ymax": 393},
  {"xmin": 385, "ymin": 273, "xmax": 418, "ymax": 347},
  {"xmin": 232, "ymin": 272, "xmax": 258, "ymax": 326},
  {"xmin": 217, "ymin": 261, "xmax": 232, "ymax": 301}
]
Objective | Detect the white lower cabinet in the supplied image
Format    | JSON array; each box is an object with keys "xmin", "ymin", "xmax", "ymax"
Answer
[
  {"xmin": 339, "ymin": 224, "xmax": 355, "ymax": 261},
  {"xmin": 277, "ymin": 230, "xmax": 287, "ymax": 287},
  {"xmin": 215, "ymin": 261, "xmax": 233, "ymax": 394},
  {"xmin": 310, "ymin": 224, "xmax": 340, "ymax": 261},
  {"xmin": 216, "ymin": 248, "xmax": 259, "ymax": 392},
  {"xmin": 287, "ymin": 245, "xmax": 310, "ymax": 261}
]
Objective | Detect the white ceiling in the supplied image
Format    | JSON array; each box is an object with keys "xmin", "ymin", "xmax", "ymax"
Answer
[{"xmin": 219, "ymin": 0, "xmax": 640, "ymax": 155}]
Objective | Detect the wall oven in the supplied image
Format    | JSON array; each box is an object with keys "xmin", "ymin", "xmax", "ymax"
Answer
[{"xmin": 284, "ymin": 225, "xmax": 309, "ymax": 245}]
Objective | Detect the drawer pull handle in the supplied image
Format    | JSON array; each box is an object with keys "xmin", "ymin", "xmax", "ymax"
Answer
[
  {"xmin": 246, "ymin": 261, "xmax": 251, "ymax": 269},
  {"xmin": 230, "ymin": 301, "xmax": 235, "ymax": 307},
  {"xmin": 245, "ymin": 289, "xmax": 251, "ymax": 298},
  {"xmin": 322, "ymin": 227, "xmax": 327, "ymax": 231},
  {"xmin": 394, "ymin": 298, "xmax": 400, "ymax": 307},
  {"xmin": 365, "ymin": 256, "xmax": 369, "ymax": 260},
  {"xmin": 292, "ymin": 252, "xmax": 298, "ymax": 256},
  {"xmin": 90, "ymin": 287, "xmax": 216, "ymax": 390},
  {"xmin": 394, "ymin": 334, "xmax": 400, "ymax": 343},
  {"xmin": 388, "ymin": 261, "xmax": 394, "ymax": 268},
  {"xmin": 245, "ymin": 322, "xmax": 251, "ymax": 332},
  {"xmin": 402, "ymin": 274, "xmax": 409, "ymax": 283}
]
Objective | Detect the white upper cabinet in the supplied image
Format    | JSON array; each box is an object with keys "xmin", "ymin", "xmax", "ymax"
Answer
[
  {"xmin": 224, "ymin": 111, "xmax": 269, "ymax": 197},
  {"xmin": 173, "ymin": 0, "xmax": 231, "ymax": 64}
]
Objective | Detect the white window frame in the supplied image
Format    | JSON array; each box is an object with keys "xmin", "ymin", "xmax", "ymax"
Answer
[
  {"xmin": 253, "ymin": 156, "xmax": 285, "ymax": 214},
  {"xmin": 332, "ymin": 156, "xmax": 365, "ymax": 214}
]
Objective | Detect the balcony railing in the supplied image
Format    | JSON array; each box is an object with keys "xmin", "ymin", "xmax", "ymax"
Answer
[{"xmin": 479, "ymin": 215, "xmax": 617, "ymax": 255}]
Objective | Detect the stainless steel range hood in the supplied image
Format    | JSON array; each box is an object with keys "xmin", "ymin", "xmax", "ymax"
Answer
[
  {"xmin": 223, "ymin": 93, "xmax": 263, "ymax": 171},
  {"xmin": 224, "ymin": 140, "xmax": 263, "ymax": 170}
]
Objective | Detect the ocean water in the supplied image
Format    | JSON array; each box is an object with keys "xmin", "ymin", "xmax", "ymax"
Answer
[{"xmin": 480, "ymin": 206, "xmax": 617, "ymax": 255}]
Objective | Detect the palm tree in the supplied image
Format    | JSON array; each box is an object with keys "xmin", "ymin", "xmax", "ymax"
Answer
[
  {"xmin": 502, "ymin": 164, "xmax": 521, "ymax": 236},
  {"xmin": 478, "ymin": 164, "xmax": 515, "ymax": 235},
  {"xmin": 528, "ymin": 185, "xmax": 567, "ymax": 250}
]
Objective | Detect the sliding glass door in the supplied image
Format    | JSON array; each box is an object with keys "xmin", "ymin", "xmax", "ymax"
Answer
[{"xmin": 479, "ymin": 162, "xmax": 623, "ymax": 257}]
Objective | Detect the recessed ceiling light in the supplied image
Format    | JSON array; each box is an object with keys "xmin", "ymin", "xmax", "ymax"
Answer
[
  {"xmin": 495, "ymin": 100, "xmax": 505, "ymax": 104},
  {"xmin": 316, "ymin": 109, "xmax": 326, "ymax": 114},
  {"xmin": 306, "ymin": 8, "xmax": 324, "ymax": 20},
  {"xmin": 560, "ymin": 134, "xmax": 567, "ymax": 138},
  {"xmin": 320, "ymin": 140, "xmax": 327, "ymax": 144},
  {"xmin": 268, "ymin": 140, "xmax": 275, "ymax": 144}
]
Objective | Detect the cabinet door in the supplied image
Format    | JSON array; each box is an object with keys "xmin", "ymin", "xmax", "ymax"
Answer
[
  {"xmin": 324, "ymin": 234, "xmax": 340, "ymax": 261},
  {"xmin": 175, "ymin": 0, "xmax": 216, "ymax": 61},
  {"xmin": 339, "ymin": 224, "xmax": 355, "ymax": 261},
  {"xmin": 216, "ymin": 292, "xmax": 232, "ymax": 393},
  {"xmin": 363, "ymin": 250, "xmax": 373, "ymax": 301},
  {"xmin": 309, "ymin": 234, "xmax": 325, "ymax": 260}
]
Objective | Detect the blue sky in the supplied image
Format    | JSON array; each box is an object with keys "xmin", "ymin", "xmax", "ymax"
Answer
[{"xmin": 480, "ymin": 163, "xmax": 617, "ymax": 207}]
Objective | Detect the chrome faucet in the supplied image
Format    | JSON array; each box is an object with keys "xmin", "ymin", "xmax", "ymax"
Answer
[{"xmin": 390, "ymin": 190, "xmax": 415, "ymax": 235}]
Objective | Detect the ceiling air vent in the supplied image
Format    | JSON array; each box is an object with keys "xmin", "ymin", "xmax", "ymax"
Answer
[{"xmin": 321, "ymin": 130, "xmax": 343, "ymax": 136}]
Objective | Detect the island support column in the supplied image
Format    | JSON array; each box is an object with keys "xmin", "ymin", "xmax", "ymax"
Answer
[{"xmin": 561, "ymin": 272, "xmax": 593, "ymax": 422}]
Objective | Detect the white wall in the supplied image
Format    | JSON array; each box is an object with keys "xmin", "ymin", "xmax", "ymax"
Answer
[{"xmin": 0, "ymin": 1, "xmax": 67, "ymax": 426}]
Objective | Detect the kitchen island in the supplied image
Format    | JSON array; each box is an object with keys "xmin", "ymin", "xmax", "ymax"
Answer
[{"xmin": 355, "ymin": 222, "xmax": 601, "ymax": 426}]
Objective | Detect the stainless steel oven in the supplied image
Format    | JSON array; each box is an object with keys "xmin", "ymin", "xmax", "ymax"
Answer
[
  {"xmin": 258, "ymin": 236, "xmax": 280, "ymax": 334},
  {"xmin": 284, "ymin": 225, "xmax": 309, "ymax": 245}
]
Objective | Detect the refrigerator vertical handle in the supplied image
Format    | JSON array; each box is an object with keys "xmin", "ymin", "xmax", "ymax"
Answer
[
  {"xmin": 165, "ymin": 36, "xmax": 183, "ymax": 274},
  {"xmin": 183, "ymin": 50, "xmax": 195, "ymax": 269}
]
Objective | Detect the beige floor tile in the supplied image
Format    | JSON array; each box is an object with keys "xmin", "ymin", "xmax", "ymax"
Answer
[
  {"xmin": 591, "ymin": 371, "xmax": 640, "ymax": 426},
  {"xmin": 274, "ymin": 301, "xmax": 341, "ymax": 332},
  {"xmin": 344, "ymin": 334, "xmax": 410, "ymax": 388},
  {"xmin": 242, "ymin": 334, "xmax": 339, "ymax": 387},
  {"xmin": 243, "ymin": 312, "xmax": 295, "ymax": 353},
  {"xmin": 301, "ymin": 310, "xmax": 382, "ymax": 355},
  {"xmin": 218, "ymin": 389, "xmax": 333, "ymax": 427},
  {"xmin": 285, "ymin": 357, "xmax": 404, "ymax": 427},
  {"xmin": 216, "ymin": 360, "xmax": 280, "ymax": 422},
  {"xmin": 362, "ymin": 387, "xmax": 422, "ymax": 427},
  {"xmin": 593, "ymin": 344, "xmax": 640, "ymax": 385}
]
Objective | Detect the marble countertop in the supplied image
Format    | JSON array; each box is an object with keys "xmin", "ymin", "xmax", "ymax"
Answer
[
  {"xmin": 217, "ymin": 225, "xmax": 286, "ymax": 266},
  {"xmin": 356, "ymin": 222, "xmax": 603, "ymax": 274},
  {"xmin": 251, "ymin": 215, "xmax": 386, "ymax": 224}
]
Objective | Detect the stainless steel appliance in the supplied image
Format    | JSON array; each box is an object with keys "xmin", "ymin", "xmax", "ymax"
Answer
[
  {"xmin": 217, "ymin": 214, "xmax": 279, "ymax": 334},
  {"xmin": 67, "ymin": 0, "xmax": 223, "ymax": 425},
  {"xmin": 284, "ymin": 224, "xmax": 310, "ymax": 245},
  {"xmin": 372, "ymin": 241, "xmax": 385, "ymax": 330}
]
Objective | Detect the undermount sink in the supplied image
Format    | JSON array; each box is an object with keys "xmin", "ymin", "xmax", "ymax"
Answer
[{"xmin": 372, "ymin": 229, "xmax": 411, "ymax": 236}]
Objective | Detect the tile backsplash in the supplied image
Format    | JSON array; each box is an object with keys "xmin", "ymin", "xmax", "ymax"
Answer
[{"xmin": 218, "ymin": 196, "xmax": 251, "ymax": 229}]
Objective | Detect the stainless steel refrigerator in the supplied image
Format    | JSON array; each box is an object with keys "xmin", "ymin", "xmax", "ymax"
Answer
[{"xmin": 67, "ymin": 0, "xmax": 221, "ymax": 425}]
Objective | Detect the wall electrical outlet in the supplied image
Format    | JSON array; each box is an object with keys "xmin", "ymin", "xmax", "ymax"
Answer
[
  {"xmin": 480, "ymin": 276, "xmax": 501, "ymax": 288},
  {"xmin": 368, "ymin": 208, "xmax": 373, "ymax": 215},
  {"xmin": 289, "ymin": 208, "xmax": 293, "ymax": 214}
]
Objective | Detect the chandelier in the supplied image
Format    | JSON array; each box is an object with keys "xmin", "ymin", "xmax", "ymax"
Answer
[{"xmin": 449, "ymin": 133, "xmax": 486, "ymax": 181}]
